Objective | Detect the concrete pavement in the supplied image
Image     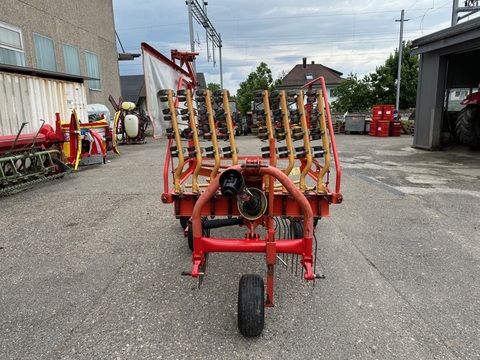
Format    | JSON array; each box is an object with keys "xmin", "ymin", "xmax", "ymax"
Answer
[{"xmin": 0, "ymin": 134, "xmax": 478, "ymax": 359}]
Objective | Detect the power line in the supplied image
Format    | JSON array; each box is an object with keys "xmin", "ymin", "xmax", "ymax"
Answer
[
  {"xmin": 210, "ymin": 7, "xmax": 439, "ymax": 22},
  {"xmin": 406, "ymin": 0, "xmax": 422, "ymax": 13},
  {"xmin": 114, "ymin": 5, "xmax": 448, "ymax": 32},
  {"xmin": 117, "ymin": 28, "xmax": 443, "ymax": 55}
]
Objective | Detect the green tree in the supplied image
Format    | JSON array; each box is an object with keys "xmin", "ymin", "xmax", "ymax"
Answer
[
  {"xmin": 236, "ymin": 62, "xmax": 276, "ymax": 114},
  {"xmin": 370, "ymin": 40, "xmax": 418, "ymax": 109},
  {"xmin": 331, "ymin": 73, "xmax": 373, "ymax": 113},
  {"xmin": 331, "ymin": 41, "xmax": 418, "ymax": 113},
  {"xmin": 207, "ymin": 82, "xmax": 221, "ymax": 93},
  {"xmin": 274, "ymin": 69, "xmax": 289, "ymax": 87}
]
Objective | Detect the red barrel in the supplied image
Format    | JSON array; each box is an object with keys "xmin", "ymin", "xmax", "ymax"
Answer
[
  {"xmin": 377, "ymin": 120, "xmax": 390, "ymax": 137},
  {"xmin": 369, "ymin": 120, "xmax": 378, "ymax": 136},
  {"xmin": 390, "ymin": 120, "xmax": 402, "ymax": 136},
  {"xmin": 372, "ymin": 105, "xmax": 383, "ymax": 120},
  {"xmin": 383, "ymin": 105, "xmax": 395, "ymax": 120}
]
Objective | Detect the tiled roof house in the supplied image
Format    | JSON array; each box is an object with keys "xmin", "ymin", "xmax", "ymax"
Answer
[{"xmin": 277, "ymin": 58, "xmax": 343, "ymax": 103}]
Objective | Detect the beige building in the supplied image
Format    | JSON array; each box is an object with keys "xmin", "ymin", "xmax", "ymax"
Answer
[{"xmin": 0, "ymin": 0, "xmax": 121, "ymax": 131}]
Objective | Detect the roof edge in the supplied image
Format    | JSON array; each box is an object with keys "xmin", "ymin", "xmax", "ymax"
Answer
[
  {"xmin": 411, "ymin": 17, "xmax": 480, "ymax": 50},
  {"xmin": 0, "ymin": 64, "xmax": 94, "ymax": 83}
]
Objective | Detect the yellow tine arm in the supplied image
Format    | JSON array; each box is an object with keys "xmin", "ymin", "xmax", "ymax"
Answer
[
  {"xmin": 167, "ymin": 90, "xmax": 185, "ymax": 193},
  {"xmin": 262, "ymin": 90, "xmax": 276, "ymax": 168},
  {"xmin": 279, "ymin": 91, "xmax": 295, "ymax": 176},
  {"xmin": 316, "ymin": 90, "xmax": 331, "ymax": 192},
  {"xmin": 185, "ymin": 89, "xmax": 202, "ymax": 193},
  {"xmin": 204, "ymin": 90, "xmax": 221, "ymax": 181},
  {"xmin": 221, "ymin": 90, "xmax": 238, "ymax": 165},
  {"xmin": 297, "ymin": 90, "xmax": 312, "ymax": 192}
]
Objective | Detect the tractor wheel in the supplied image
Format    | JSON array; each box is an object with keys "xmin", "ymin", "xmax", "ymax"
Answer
[
  {"xmin": 455, "ymin": 105, "xmax": 480, "ymax": 148},
  {"xmin": 237, "ymin": 274, "xmax": 264, "ymax": 337},
  {"xmin": 243, "ymin": 123, "xmax": 248, "ymax": 136}
]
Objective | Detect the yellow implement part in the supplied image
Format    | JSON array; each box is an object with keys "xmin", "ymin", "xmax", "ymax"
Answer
[
  {"xmin": 166, "ymin": 90, "xmax": 185, "ymax": 194},
  {"xmin": 220, "ymin": 90, "xmax": 238, "ymax": 165},
  {"xmin": 204, "ymin": 90, "xmax": 221, "ymax": 181},
  {"xmin": 279, "ymin": 90, "xmax": 295, "ymax": 176},
  {"xmin": 112, "ymin": 110, "xmax": 121, "ymax": 157},
  {"xmin": 316, "ymin": 90, "xmax": 331, "ymax": 193},
  {"xmin": 185, "ymin": 89, "xmax": 202, "ymax": 193},
  {"xmin": 297, "ymin": 90, "xmax": 312, "ymax": 192},
  {"xmin": 72, "ymin": 109, "xmax": 82, "ymax": 171}
]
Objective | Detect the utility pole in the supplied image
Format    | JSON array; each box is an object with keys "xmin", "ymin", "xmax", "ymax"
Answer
[
  {"xmin": 395, "ymin": 10, "xmax": 408, "ymax": 116},
  {"xmin": 218, "ymin": 33, "xmax": 223, "ymax": 89},
  {"xmin": 187, "ymin": 0, "xmax": 196, "ymax": 71},
  {"xmin": 452, "ymin": 0, "xmax": 480, "ymax": 26},
  {"xmin": 185, "ymin": 0, "xmax": 223, "ymax": 88},
  {"xmin": 203, "ymin": 1, "xmax": 210, "ymax": 62}
]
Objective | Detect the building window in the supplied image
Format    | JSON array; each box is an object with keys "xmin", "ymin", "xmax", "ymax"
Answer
[
  {"xmin": 63, "ymin": 44, "xmax": 80, "ymax": 75},
  {"xmin": 305, "ymin": 73, "xmax": 314, "ymax": 80},
  {"xmin": 85, "ymin": 51, "xmax": 101, "ymax": 89},
  {"xmin": 34, "ymin": 33, "xmax": 56, "ymax": 71},
  {"xmin": 0, "ymin": 22, "xmax": 26, "ymax": 66}
]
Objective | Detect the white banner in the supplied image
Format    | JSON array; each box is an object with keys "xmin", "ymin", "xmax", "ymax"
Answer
[{"xmin": 142, "ymin": 44, "xmax": 192, "ymax": 138}]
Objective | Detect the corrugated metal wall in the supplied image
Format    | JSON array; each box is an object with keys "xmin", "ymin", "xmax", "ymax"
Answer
[{"xmin": 0, "ymin": 71, "xmax": 88, "ymax": 136}]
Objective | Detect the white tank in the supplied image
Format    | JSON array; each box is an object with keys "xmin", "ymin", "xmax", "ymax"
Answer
[{"xmin": 124, "ymin": 114, "xmax": 139, "ymax": 138}]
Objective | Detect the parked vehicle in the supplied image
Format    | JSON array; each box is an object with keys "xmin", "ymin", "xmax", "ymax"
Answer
[
  {"xmin": 455, "ymin": 86, "xmax": 480, "ymax": 148},
  {"xmin": 229, "ymin": 100, "xmax": 247, "ymax": 136}
]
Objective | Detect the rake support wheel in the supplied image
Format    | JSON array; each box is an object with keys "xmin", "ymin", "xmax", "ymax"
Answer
[
  {"xmin": 237, "ymin": 274, "xmax": 265, "ymax": 337},
  {"xmin": 179, "ymin": 216, "xmax": 189, "ymax": 230}
]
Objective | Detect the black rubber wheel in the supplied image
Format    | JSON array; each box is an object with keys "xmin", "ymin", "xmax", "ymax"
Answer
[
  {"xmin": 187, "ymin": 224, "xmax": 194, "ymax": 251},
  {"xmin": 455, "ymin": 105, "xmax": 480, "ymax": 148},
  {"xmin": 179, "ymin": 216, "xmax": 189, "ymax": 230},
  {"xmin": 238, "ymin": 274, "xmax": 264, "ymax": 337},
  {"xmin": 187, "ymin": 221, "xmax": 209, "ymax": 251},
  {"xmin": 290, "ymin": 219, "xmax": 303, "ymax": 238},
  {"xmin": 243, "ymin": 124, "xmax": 248, "ymax": 136}
]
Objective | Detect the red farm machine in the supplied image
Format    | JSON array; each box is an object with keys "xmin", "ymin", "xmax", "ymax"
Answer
[
  {"xmin": 0, "ymin": 109, "xmax": 117, "ymax": 196},
  {"xmin": 0, "ymin": 121, "xmax": 68, "ymax": 196},
  {"xmin": 109, "ymin": 96, "xmax": 149, "ymax": 146},
  {"xmin": 142, "ymin": 43, "xmax": 343, "ymax": 337}
]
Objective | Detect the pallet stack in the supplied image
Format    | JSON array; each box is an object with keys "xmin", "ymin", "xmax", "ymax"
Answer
[
  {"xmin": 328, "ymin": 117, "xmax": 341, "ymax": 134},
  {"xmin": 369, "ymin": 105, "xmax": 401, "ymax": 137},
  {"xmin": 407, "ymin": 120, "xmax": 415, "ymax": 135}
]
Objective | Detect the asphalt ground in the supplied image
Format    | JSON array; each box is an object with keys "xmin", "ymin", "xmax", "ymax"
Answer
[{"xmin": 0, "ymin": 133, "xmax": 479, "ymax": 359}]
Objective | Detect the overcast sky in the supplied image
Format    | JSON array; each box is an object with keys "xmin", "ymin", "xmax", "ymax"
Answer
[{"xmin": 113, "ymin": 0, "xmax": 478, "ymax": 94}]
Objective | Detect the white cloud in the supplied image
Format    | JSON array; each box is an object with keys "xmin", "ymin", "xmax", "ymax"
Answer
[{"xmin": 113, "ymin": 0, "xmax": 478, "ymax": 94}]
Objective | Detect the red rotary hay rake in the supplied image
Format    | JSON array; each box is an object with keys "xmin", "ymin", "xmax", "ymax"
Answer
[
  {"xmin": 161, "ymin": 84, "xmax": 343, "ymax": 337},
  {"xmin": 144, "ymin": 44, "xmax": 342, "ymax": 337}
]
